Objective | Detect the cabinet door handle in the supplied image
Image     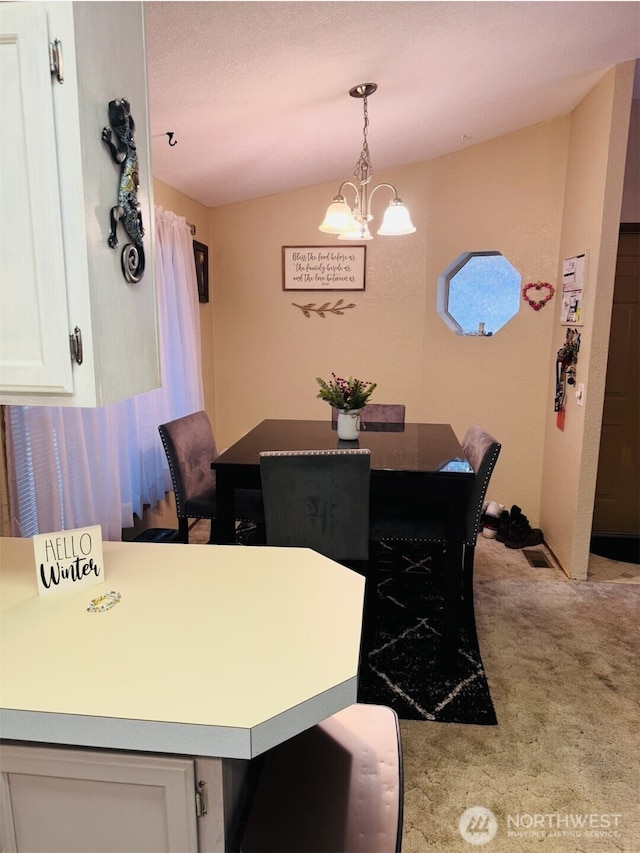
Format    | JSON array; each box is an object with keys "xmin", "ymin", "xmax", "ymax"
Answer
[
  {"xmin": 195, "ymin": 780, "xmax": 208, "ymax": 817},
  {"xmin": 49, "ymin": 39, "xmax": 64, "ymax": 84},
  {"xmin": 69, "ymin": 327, "xmax": 83, "ymax": 365}
]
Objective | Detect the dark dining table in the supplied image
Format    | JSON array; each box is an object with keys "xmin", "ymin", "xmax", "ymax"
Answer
[{"xmin": 212, "ymin": 419, "xmax": 475, "ymax": 657}]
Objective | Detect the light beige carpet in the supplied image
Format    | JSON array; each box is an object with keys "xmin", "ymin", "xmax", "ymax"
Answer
[{"xmin": 400, "ymin": 537, "xmax": 639, "ymax": 852}]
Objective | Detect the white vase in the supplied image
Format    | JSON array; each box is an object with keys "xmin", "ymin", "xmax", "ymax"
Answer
[{"xmin": 337, "ymin": 409, "xmax": 362, "ymax": 440}]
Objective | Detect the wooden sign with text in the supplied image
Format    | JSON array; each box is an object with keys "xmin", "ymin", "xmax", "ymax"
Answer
[
  {"xmin": 282, "ymin": 246, "xmax": 366, "ymax": 291},
  {"xmin": 34, "ymin": 525, "xmax": 105, "ymax": 596}
]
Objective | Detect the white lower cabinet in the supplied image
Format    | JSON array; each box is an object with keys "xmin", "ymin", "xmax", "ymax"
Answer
[
  {"xmin": 0, "ymin": 744, "xmax": 248, "ymax": 852},
  {"xmin": 0, "ymin": 2, "xmax": 159, "ymax": 406}
]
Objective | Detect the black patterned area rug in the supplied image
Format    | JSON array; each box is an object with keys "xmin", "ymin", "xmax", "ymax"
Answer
[
  {"xmin": 233, "ymin": 524, "xmax": 497, "ymax": 726},
  {"xmin": 357, "ymin": 540, "xmax": 498, "ymax": 726}
]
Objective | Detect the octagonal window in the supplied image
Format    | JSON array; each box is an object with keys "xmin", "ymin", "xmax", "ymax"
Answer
[{"xmin": 437, "ymin": 251, "xmax": 521, "ymax": 336}]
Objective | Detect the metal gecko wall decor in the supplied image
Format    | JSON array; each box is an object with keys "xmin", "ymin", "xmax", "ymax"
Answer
[{"xmin": 101, "ymin": 98, "xmax": 145, "ymax": 283}]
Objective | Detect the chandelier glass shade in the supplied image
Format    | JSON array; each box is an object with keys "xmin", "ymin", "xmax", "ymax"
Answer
[{"xmin": 319, "ymin": 83, "xmax": 416, "ymax": 241}]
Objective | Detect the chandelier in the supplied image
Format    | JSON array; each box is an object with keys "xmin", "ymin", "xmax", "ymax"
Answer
[{"xmin": 319, "ymin": 83, "xmax": 416, "ymax": 241}]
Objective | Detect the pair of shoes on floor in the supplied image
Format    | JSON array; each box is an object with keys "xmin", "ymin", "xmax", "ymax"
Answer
[
  {"xmin": 481, "ymin": 501, "xmax": 504, "ymax": 539},
  {"xmin": 496, "ymin": 505, "xmax": 544, "ymax": 549}
]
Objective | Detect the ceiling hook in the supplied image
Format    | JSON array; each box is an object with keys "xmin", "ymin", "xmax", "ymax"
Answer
[{"xmin": 166, "ymin": 132, "xmax": 177, "ymax": 147}]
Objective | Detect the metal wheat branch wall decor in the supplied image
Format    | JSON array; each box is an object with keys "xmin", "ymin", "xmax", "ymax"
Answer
[{"xmin": 292, "ymin": 299, "xmax": 356, "ymax": 318}]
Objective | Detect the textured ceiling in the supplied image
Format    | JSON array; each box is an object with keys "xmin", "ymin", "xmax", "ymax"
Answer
[{"xmin": 145, "ymin": 1, "xmax": 640, "ymax": 209}]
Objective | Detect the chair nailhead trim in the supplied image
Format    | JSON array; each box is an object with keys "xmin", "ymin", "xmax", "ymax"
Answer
[
  {"xmin": 470, "ymin": 443, "xmax": 501, "ymax": 542},
  {"xmin": 259, "ymin": 449, "xmax": 371, "ymax": 457},
  {"xmin": 158, "ymin": 429, "xmax": 186, "ymax": 516}
]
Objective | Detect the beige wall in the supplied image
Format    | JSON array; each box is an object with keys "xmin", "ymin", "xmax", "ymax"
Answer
[
  {"xmin": 621, "ymin": 98, "xmax": 640, "ymax": 222},
  {"xmin": 207, "ymin": 118, "xmax": 569, "ymax": 529},
  {"xmin": 149, "ymin": 63, "xmax": 634, "ymax": 574},
  {"xmin": 540, "ymin": 62, "xmax": 634, "ymax": 579},
  {"xmin": 2, "ymin": 70, "xmax": 633, "ymax": 554}
]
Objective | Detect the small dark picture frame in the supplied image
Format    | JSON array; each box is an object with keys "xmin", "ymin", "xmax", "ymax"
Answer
[{"xmin": 193, "ymin": 240, "xmax": 209, "ymax": 303}]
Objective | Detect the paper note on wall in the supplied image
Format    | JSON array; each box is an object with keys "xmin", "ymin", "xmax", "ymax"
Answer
[
  {"xmin": 33, "ymin": 525, "xmax": 105, "ymax": 595},
  {"xmin": 560, "ymin": 253, "xmax": 587, "ymax": 325}
]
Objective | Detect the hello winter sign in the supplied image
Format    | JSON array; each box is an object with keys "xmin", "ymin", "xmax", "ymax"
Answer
[{"xmin": 34, "ymin": 525, "xmax": 104, "ymax": 596}]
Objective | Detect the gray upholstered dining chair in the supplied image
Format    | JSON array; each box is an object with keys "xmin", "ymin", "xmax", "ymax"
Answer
[
  {"xmin": 241, "ymin": 702, "xmax": 403, "ymax": 853},
  {"xmin": 331, "ymin": 403, "xmax": 406, "ymax": 428},
  {"xmin": 258, "ymin": 449, "xmax": 371, "ymax": 564},
  {"xmin": 158, "ymin": 410, "xmax": 264, "ymax": 544},
  {"xmin": 370, "ymin": 424, "xmax": 501, "ymax": 629}
]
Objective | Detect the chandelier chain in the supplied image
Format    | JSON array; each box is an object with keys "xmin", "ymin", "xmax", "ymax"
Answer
[{"xmin": 353, "ymin": 95, "xmax": 373, "ymax": 183}]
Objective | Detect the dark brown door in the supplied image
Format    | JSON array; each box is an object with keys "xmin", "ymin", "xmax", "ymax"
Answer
[{"xmin": 593, "ymin": 227, "xmax": 640, "ymax": 535}]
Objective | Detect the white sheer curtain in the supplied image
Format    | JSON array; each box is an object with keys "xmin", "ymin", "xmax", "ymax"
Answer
[{"xmin": 4, "ymin": 207, "xmax": 204, "ymax": 540}]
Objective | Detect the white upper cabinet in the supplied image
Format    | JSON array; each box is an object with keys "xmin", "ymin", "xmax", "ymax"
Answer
[{"xmin": 0, "ymin": 2, "xmax": 160, "ymax": 406}]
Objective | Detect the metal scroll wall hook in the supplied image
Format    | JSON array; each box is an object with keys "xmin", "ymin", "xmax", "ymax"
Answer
[{"xmin": 166, "ymin": 132, "xmax": 177, "ymax": 147}]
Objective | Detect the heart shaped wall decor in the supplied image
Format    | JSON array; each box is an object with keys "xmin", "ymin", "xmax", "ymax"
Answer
[{"xmin": 523, "ymin": 281, "xmax": 555, "ymax": 311}]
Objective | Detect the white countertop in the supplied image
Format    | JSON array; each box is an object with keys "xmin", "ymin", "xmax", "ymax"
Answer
[{"xmin": 0, "ymin": 538, "xmax": 364, "ymax": 759}]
